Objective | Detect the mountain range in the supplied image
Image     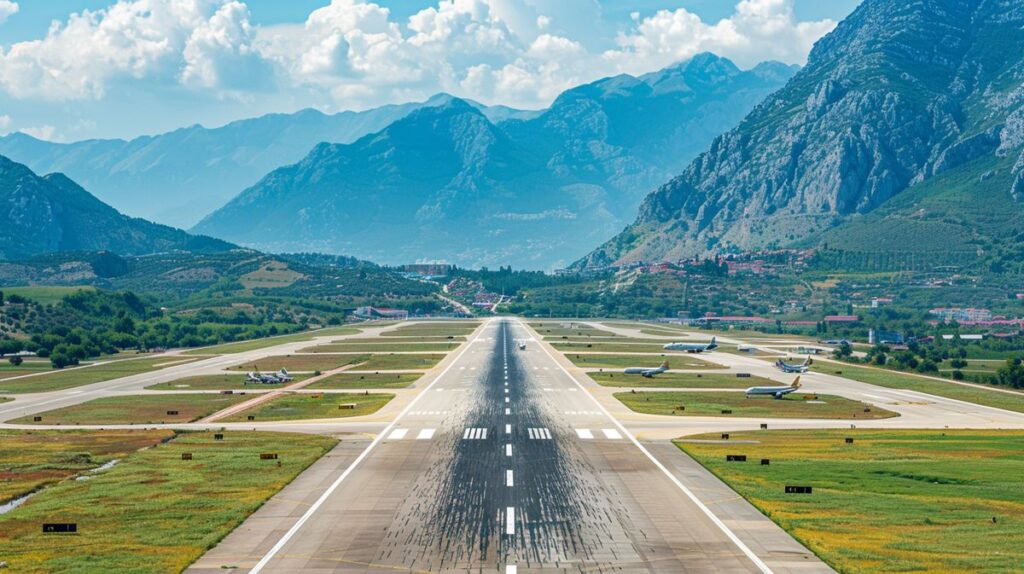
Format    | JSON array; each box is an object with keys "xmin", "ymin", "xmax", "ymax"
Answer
[
  {"xmin": 0, "ymin": 155, "xmax": 231, "ymax": 261},
  {"xmin": 0, "ymin": 96, "xmax": 540, "ymax": 228},
  {"xmin": 580, "ymin": 0, "xmax": 1024, "ymax": 269},
  {"xmin": 192, "ymin": 55, "xmax": 797, "ymax": 269}
]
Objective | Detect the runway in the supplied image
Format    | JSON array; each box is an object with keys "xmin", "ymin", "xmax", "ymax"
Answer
[{"xmin": 188, "ymin": 319, "xmax": 824, "ymax": 573}]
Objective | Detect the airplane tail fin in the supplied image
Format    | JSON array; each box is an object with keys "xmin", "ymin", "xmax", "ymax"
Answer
[
  {"xmin": 792, "ymin": 376, "xmax": 801, "ymax": 389},
  {"xmin": 711, "ymin": 337, "xmax": 716, "ymax": 344},
  {"xmin": 807, "ymin": 358, "xmax": 813, "ymax": 366},
  {"xmin": 660, "ymin": 360, "xmax": 669, "ymax": 370}
]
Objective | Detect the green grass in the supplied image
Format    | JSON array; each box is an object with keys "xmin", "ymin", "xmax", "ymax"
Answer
[
  {"xmin": 0, "ymin": 430, "xmax": 335, "ymax": 574},
  {"xmin": 183, "ymin": 326, "xmax": 361, "ymax": 355},
  {"xmin": 0, "ymin": 396, "xmax": 10, "ymax": 404},
  {"xmin": 530, "ymin": 325, "xmax": 621, "ymax": 338},
  {"xmin": 301, "ymin": 342, "xmax": 459, "ymax": 353},
  {"xmin": 590, "ymin": 372, "xmax": 775, "ymax": 389},
  {"xmin": 145, "ymin": 374, "xmax": 310, "ymax": 391},
  {"xmin": 227, "ymin": 354, "xmax": 370, "ymax": 373},
  {"xmin": 616, "ymin": 391, "xmax": 896, "ymax": 419},
  {"xmin": 223, "ymin": 393, "xmax": 394, "ymax": 422},
  {"xmin": 355, "ymin": 354, "xmax": 446, "ymax": 371},
  {"xmin": 307, "ymin": 373, "xmax": 422, "ymax": 389},
  {"xmin": 552, "ymin": 342, "xmax": 676, "ymax": 353},
  {"xmin": 0, "ymin": 429, "xmax": 172, "ymax": 506},
  {"xmin": 565, "ymin": 353, "xmax": 725, "ymax": 369},
  {"xmin": 12, "ymin": 394, "xmax": 249, "ymax": 425},
  {"xmin": 811, "ymin": 362, "xmax": 1024, "ymax": 414},
  {"xmin": 0, "ymin": 360, "xmax": 53, "ymax": 380},
  {"xmin": 379, "ymin": 323, "xmax": 479, "ymax": 338},
  {"xmin": 677, "ymin": 430, "xmax": 1024, "ymax": 573},
  {"xmin": 0, "ymin": 285, "xmax": 95, "ymax": 306},
  {"xmin": 0, "ymin": 356, "xmax": 200, "ymax": 394}
]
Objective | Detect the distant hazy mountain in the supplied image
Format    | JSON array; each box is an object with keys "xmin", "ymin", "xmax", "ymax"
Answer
[
  {"xmin": 580, "ymin": 0, "xmax": 1024, "ymax": 269},
  {"xmin": 0, "ymin": 95, "xmax": 538, "ymax": 228},
  {"xmin": 0, "ymin": 155, "xmax": 232, "ymax": 260},
  {"xmin": 194, "ymin": 55, "xmax": 796, "ymax": 269}
]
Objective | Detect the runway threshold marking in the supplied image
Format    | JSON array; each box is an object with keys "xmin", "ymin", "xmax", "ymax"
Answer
[
  {"xmin": 417, "ymin": 429, "xmax": 436, "ymax": 440},
  {"xmin": 506, "ymin": 566, "xmax": 517, "ymax": 574},
  {"xmin": 388, "ymin": 429, "xmax": 408, "ymax": 440},
  {"xmin": 528, "ymin": 320, "xmax": 775, "ymax": 574},
  {"xmin": 575, "ymin": 428, "xmax": 594, "ymax": 439},
  {"xmin": 248, "ymin": 319, "xmax": 492, "ymax": 574}
]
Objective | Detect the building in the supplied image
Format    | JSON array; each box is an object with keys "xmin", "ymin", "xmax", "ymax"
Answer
[
  {"xmin": 824, "ymin": 315, "xmax": 859, "ymax": 324},
  {"xmin": 871, "ymin": 297, "xmax": 893, "ymax": 308},
  {"xmin": 353, "ymin": 306, "xmax": 409, "ymax": 320},
  {"xmin": 930, "ymin": 308, "xmax": 993, "ymax": 323}
]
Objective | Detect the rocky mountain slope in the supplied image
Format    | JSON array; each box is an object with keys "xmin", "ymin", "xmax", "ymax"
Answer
[
  {"xmin": 193, "ymin": 55, "xmax": 795, "ymax": 269},
  {"xmin": 0, "ymin": 155, "xmax": 232, "ymax": 260},
  {"xmin": 580, "ymin": 0, "xmax": 1024, "ymax": 269},
  {"xmin": 0, "ymin": 96, "xmax": 536, "ymax": 228}
]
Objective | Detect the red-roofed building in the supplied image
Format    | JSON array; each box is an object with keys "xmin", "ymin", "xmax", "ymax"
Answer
[{"xmin": 824, "ymin": 315, "xmax": 859, "ymax": 323}]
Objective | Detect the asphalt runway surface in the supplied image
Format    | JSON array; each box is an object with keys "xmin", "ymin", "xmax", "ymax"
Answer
[{"xmin": 189, "ymin": 319, "xmax": 784, "ymax": 573}]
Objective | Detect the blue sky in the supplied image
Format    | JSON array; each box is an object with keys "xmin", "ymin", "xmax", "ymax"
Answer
[{"xmin": 0, "ymin": 0, "xmax": 862, "ymax": 141}]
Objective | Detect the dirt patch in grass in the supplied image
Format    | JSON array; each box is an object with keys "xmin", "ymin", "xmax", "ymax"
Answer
[
  {"xmin": 589, "ymin": 372, "xmax": 775, "ymax": 389},
  {"xmin": 12, "ymin": 394, "xmax": 250, "ymax": 425},
  {"xmin": 307, "ymin": 373, "xmax": 422, "ymax": 389}
]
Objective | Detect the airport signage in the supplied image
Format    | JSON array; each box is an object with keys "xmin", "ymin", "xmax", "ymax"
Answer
[
  {"xmin": 213, "ymin": 433, "xmax": 224, "ymax": 440},
  {"xmin": 721, "ymin": 433, "xmax": 730, "ymax": 440},
  {"xmin": 247, "ymin": 415, "xmax": 255, "ymax": 421},
  {"xmin": 760, "ymin": 423, "xmax": 768, "ymax": 429},
  {"xmin": 181, "ymin": 453, "xmax": 193, "ymax": 460},
  {"xmin": 33, "ymin": 416, "xmax": 41, "ymax": 422},
  {"xmin": 785, "ymin": 486, "xmax": 813, "ymax": 494},
  {"xmin": 845, "ymin": 437, "xmax": 855, "ymax": 444},
  {"xmin": 43, "ymin": 523, "xmax": 77, "ymax": 533},
  {"xmin": 761, "ymin": 459, "xmax": 770, "ymax": 466},
  {"xmin": 736, "ymin": 373, "xmax": 751, "ymax": 378},
  {"xmin": 726, "ymin": 455, "xmax": 746, "ymax": 462},
  {"xmin": 166, "ymin": 410, "xmax": 179, "ymax": 416},
  {"xmin": 260, "ymin": 453, "xmax": 278, "ymax": 460},
  {"xmin": 721, "ymin": 410, "xmax": 733, "ymax": 414}
]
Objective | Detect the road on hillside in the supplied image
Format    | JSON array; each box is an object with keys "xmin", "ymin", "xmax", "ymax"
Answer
[{"xmin": 189, "ymin": 319, "xmax": 820, "ymax": 574}]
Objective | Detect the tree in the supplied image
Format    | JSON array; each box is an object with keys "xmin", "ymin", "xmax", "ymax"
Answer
[
  {"xmin": 997, "ymin": 358, "xmax": 1024, "ymax": 389},
  {"xmin": 9, "ymin": 356, "xmax": 23, "ymax": 366}
]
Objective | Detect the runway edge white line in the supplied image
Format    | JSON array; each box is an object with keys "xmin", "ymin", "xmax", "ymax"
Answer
[
  {"xmin": 523, "ymin": 319, "xmax": 775, "ymax": 574},
  {"xmin": 248, "ymin": 319, "xmax": 494, "ymax": 573}
]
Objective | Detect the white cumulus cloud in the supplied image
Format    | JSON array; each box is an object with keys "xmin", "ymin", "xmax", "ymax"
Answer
[
  {"xmin": 0, "ymin": 0, "xmax": 837, "ymax": 115},
  {"xmin": 0, "ymin": 1, "xmax": 18, "ymax": 25}
]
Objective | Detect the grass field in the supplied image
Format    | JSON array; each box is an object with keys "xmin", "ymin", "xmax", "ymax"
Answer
[
  {"xmin": 379, "ymin": 323, "xmax": 479, "ymax": 338},
  {"xmin": 0, "ymin": 285, "xmax": 95, "ymax": 306},
  {"xmin": 307, "ymin": 373, "xmax": 422, "ymax": 389},
  {"xmin": 552, "ymin": 342, "xmax": 676, "ymax": 353},
  {"xmin": 0, "ymin": 430, "xmax": 335, "ymax": 574},
  {"xmin": 183, "ymin": 326, "xmax": 361, "ymax": 355},
  {"xmin": 301, "ymin": 342, "xmax": 459, "ymax": 353},
  {"xmin": 0, "ymin": 429, "xmax": 172, "ymax": 506},
  {"xmin": 589, "ymin": 372, "xmax": 775, "ymax": 389},
  {"xmin": 811, "ymin": 362, "xmax": 1024, "ymax": 414},
  {"xmin": 677, "ymin": 430, "xmax": 1024, "ymax": 573},
  {"xmin": 0, "ymin": 360, "xmax": 53, "ymax": 380},
  {"xmin": 0, "ymin": 356, "xmax": 200, "ymax": 394},
  {"xmin": 530, "ymin": 324, "xmax": 621, "ymax": 338},
  {"xmin": 565, "ymin": 353, "xmax": 724, "ymax": 369},
  {"xmin": 223, "ymin": 392, "xmax": 394, "ymax": 422},
  {"xmin": 13, "ymin": 394, "xmax": 249, "ymax": 425},
  {"xmin": 145, "ymin": 374, "xmax": 312, "ymax": 391},
  {"xmin": 228, "ymin": 354, "xmax": 370, "ymax": 373},
  {"xmin": 355, "ymin": 354, "xmax": 446, "ymax": 371},
  {"xmin": 616, "ymin": 391, "xmax": 896, "ymax": 419}
]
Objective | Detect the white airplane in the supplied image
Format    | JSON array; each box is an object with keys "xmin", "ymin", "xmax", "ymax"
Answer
[
  {"xmin": 246, "ymin": 371, "xmax": 280, "ymax": 384},
  {"xmin": 776, "ymin": 356, "xmax": 812, "ymax": 374},
  {"xmin": 624, "ymin": 360, "xmax": 669, "ymax": 378},
  {"xmin": 663, "ymin": 337, "xmax": 717, "ymax": 353},
  {"xmin": 745, "ymin": 377, "xmax": 802, "ymax": 399},
  {"xmin": 275, "ymin": 368, "xmax": 293, "ymax": 382}
]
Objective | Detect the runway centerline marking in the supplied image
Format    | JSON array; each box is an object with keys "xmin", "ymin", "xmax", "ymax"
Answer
[
  {"xmin": 506, "ymin": 469, "xmax": 514, "ymax": 487},
  {"xmin": 247, "ymin": 320, "xmax": 491, "ymax": 574},
  {"xmin": 506, "ymin": 506, "xmax": 515, "ymax": 535}
]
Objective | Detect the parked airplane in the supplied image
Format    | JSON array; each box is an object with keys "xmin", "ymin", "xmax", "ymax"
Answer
[
  {"xmin": 745, "ymin": 377, "xmax": 802, "ymax": 399},
  {"xmin": 776, "ymin": 356, "xmax": 812, "ymax": 373},
  {"xmin": 624, "ymin": 360, "xmax": 669, "ymax": 378},
  {"xmin": 663, "ymin": 337, "xmax": 717, "ymax": 353},
  {"xmin": 246, "ymin": 369, "xmax": 293, "ymax": 384}
]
